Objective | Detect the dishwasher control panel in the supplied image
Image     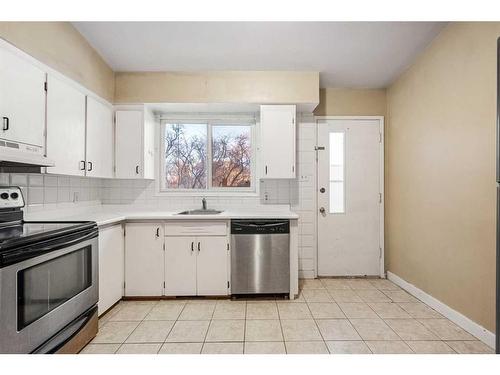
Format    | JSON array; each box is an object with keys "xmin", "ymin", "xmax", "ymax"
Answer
[{"xmin": 231, "ymin": 220, "xmax": 290, "ymax": 234}]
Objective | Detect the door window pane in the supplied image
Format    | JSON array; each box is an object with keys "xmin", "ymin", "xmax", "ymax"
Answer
[
  {"xmin": 329, "ymin": 132, "xmax": 345, "ymax": 213},
  {"xmin": 330, "ymin": 181, "xmax": 344, "ymax": 213},
  {"xmin": 164, "ymin": 123, "xmax": 207, "ymax": 189},
  {"xmin": 17, "ymin": 246, "xmax": 92, "ymax": 330},
  {"xmin": 212, "ymin": 125, "xmax": 252, "ymax": 188}
]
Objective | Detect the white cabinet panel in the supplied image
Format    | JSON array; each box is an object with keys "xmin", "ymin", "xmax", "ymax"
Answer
[
  {"xmin": 260, "ymin": 105, "xmax": 296, "ymax": 179},
  {"xmin": 196, "ymin": 236, "xmax": 229, "ymax": 296},
  {"xmin": 98, "ymin": 225, "xmax": 124, "ymax": 315},
  {"xmin": 164, "ymin": 236, "xmax": 197, "ymax": 296},
  {"xmin": 0, "ymin": 46, "xmax": 45, "ymax": 147},
  {"xmin": 143, "ymin": 109, "xmax": 155, "ymax": 179},
  {"xmin": 115, "ymin": 110, "xmax": 143, "ymax": 179},
  {"xmin": 125, "ymin": 223, "xmax": 164, "ymax": 296},
  {"xmin": 46, "ymin": 75, "xmax": 86, "ymax": 176},
  {"xmin": 86, "ymin": 96, "xmax": 114, "ymax": 178},
  {"xmin": 115, "ymin": 109, "xmax": 155, "ymax": 179}
]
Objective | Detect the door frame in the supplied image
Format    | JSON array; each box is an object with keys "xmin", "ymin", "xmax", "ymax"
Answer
[{"xmin": 314, "ymin": 116, "xmax": 385, "ymax": 278}]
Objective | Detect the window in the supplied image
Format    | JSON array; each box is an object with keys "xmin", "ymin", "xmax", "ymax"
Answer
[
  {"xmin": 329, "ymin": 132, "xmax": 345, "ymax": 213},
  {"xmin": 161, "ymin": 120, "xmax": 254, "ymax": 192}
]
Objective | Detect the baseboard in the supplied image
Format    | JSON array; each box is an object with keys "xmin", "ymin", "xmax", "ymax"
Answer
[{"xmin": 387, "ymin": 271, "xmax": 495, "ymax": 349}]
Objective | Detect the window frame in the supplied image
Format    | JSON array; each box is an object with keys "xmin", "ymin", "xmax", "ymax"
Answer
[{"xmin": 158, "ymin": 117, "xmax": 258, "ymax": 196}]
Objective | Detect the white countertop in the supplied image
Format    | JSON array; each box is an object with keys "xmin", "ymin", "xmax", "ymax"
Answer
[{"xmin": 25, "ymin": 204, "xmax": 299, "ymax": 227}]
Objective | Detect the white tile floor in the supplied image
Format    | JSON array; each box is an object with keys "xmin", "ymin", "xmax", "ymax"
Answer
[{"xmin": 81, "ymin": 278, "xmax": 494, "ymax": 354}]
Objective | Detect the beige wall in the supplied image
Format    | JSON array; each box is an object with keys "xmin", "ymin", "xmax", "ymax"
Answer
[
  {"xmin": 0, "ymin": 22, "xmax": 115, "ymax": 102},
  {"xmin": 314, "ymin": 88, "xmax": 386, "ymax": 116},
  {"xmin": 386, "ymin": 22, "xmax": 500, "ymax": 331},
  {"xmin": 114, "ymin": 71, "xmax": 319, "ymax": 105}
]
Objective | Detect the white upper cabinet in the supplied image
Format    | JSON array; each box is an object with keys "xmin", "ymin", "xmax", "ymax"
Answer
[
  {"xmin": 86, "ymin": 96, "xmax": 114, "ymax": 178},
  {"xmin": 0, "ymin": 46, "xmax": 46, "ymax": 148},
  {"xmin": 260, "ymin": 105, "xmax": 296, "ymax": 179},
  {"xmin": 115, "ymin": 109, "xmax": 155, "ymax": 179},
  {"xmin": 46, "ymin": 75, "xmax": 86, "ymax": 176}
]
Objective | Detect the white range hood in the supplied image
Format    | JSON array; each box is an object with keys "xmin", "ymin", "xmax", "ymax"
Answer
[{"xmin": 0, "ymin": 141, "xmax": 54, "ymax": 167}]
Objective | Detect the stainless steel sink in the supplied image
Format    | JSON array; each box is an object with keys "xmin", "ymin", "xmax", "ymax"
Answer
[{"xmin": 177, "ymin": 209, "xmax": 223, "ymax": 215}]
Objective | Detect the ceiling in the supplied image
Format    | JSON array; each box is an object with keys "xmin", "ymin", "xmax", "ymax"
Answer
[{"xmin": 73, "ymin": 22, "xmax": 445, "ymax": 88}]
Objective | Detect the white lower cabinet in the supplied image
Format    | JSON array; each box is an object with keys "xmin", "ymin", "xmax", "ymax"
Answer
[
  {"xmin": 125, "ymin": 223, "xmax": 164, "ymax": 296},
  {"xmin": 123, "ymin": 221, "xmax": 229, "ymax": 297},
  {"xmin": 164, "ymin": 237, "xmax": 197, "ymax": 296},
  {"xmin": 98, "ymin": 224, "xmax": 124, "ymax": 316},
  {"xmin": 164, "ymin": 235, "xmax": 229, "ymax": 296},
  {"xmin": 196, "ymin": 236, "xmax": 229, "ymax": 295},
  {"xmin": 164, "ymin": 220, "xmax": 229, "ymax": 296}
]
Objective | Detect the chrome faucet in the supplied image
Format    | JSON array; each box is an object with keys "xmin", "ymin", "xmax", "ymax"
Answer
[{"xmin": 202, "ymin": 197, "xmax": 207, "ymax": 210}]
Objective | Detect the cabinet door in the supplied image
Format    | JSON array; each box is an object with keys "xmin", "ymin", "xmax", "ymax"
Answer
[
  {"xmin": 260, "ymin": 105, "xmax": 296, "ymax": 179},
  {"xmin": 115, "ymin": 110, "xmax": 143, "ymax": 179},
  {"xmin": 98, "ymin": 225, "xmax": 124, "ymax": 315},
  {"xmin": 86, "ymin": 96, "xmax": 114, "ymax": 178},
  {"xmin": 125, "ymin": 223, "xmax": 164, "ymax": 296},
  {"xmin": 143, "ymin": 109, "xmax": 156, "ymax": 179},
  {"xmin": 164, "ymin": 236, "xmax": 197, "ymax": 296},
  {"xmin": 196, "ymin": 236, "xmax": 229, "ymax": 296},
  {"xmin": 46, "ymin": 75, "xmax": 86, "ymax": 176},
  {"xmin": 0, "ymin": 46, "xmax": 45, "ymax": 147}
]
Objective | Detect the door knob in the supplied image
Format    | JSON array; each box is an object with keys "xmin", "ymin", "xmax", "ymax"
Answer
[{"xmin": 319, "ymin": 207, "xmax": 325, "ymax": 214}]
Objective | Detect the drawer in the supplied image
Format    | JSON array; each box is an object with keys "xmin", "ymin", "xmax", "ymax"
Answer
[{"xmin": 165, "ymin": 221, "xmax": 228, "ymax": 236}]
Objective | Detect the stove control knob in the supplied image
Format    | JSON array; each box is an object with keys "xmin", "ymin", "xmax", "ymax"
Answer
[
  {"xmin": 10, "ymin": 192, "xmax": 19, "ymax": 199},
  {"xmin": 1, "ymin": 193, "xmax": 9, "ymax": 200}
]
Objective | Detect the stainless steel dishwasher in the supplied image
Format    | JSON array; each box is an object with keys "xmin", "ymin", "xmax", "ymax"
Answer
[{"xmin": 231, "ymin": 220, "xmax": 290, "ymax": 295}]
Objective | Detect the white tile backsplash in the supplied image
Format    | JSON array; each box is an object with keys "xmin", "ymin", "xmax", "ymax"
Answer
[{"xmin": 0, "ymin": 173, "xmax": 104, "ymax": 209}]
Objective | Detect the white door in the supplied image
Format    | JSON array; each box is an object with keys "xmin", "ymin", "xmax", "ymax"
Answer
[
  {"xmin": 196, "ymin": 236, "xmax": 229, "ymax": 295},
  {"xmin": 115, "ymin": 110, "xmax": 143, "ymax": 178},
  {"xmin": 98, "ymin": 225, "xmax": 124, "ymax": 315},
  {"xmin": 260, "ymin": 105, "xmax": 296, "ymax": 179},
  {"xmin": 46, "ymin": 75, "xmax": 86, "ymax": 176},
  {"xmin": 86, "ymin": 96, "xmax": 114, "ymax": 178},
  {"xmin": 317, "ymin": 118, "xmax": 383, "ymax": 276},
  {"xmin": 164, "ymin": 236, "xmax": 197, "ymax": 296},
  {"xmin": 0, "ymin": 46, "xmax": 46, "ymax": 147},
  {"xmin": 125, "ymin": 223, "xmax": 164, "ymax": 296}
]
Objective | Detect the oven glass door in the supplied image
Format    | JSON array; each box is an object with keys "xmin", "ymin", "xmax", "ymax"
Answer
[{"xmin": 17, "ymin": 245, "xmax": 92, "ymax": 330}]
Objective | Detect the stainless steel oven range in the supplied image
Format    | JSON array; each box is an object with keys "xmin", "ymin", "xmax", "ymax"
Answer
[{"xmin": 0, "ymin": 186, "xmax": 98, "ymax": 354}]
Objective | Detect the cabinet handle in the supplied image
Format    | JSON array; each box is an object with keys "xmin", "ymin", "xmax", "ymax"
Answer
[
  {"xmin": 155, "ymin": 227, "xmax": 160, "ymax": 237},
  {"xmin": 80, "ymin": 160, "xmax": 86, "ymax": 171},
  {"xmin": 191, "ymin": 241, "xmax": 194, "ymax": 252},
  {"xmin": 197, "ymin": 242, "xmax": 201, "ymax": 252},
  {"xmin": 265, "ymin": 165, "xmax": 268, "ymax": 175},
  {"xmin": 135, "ymin": 165, "xmax": 139, "ymax": 175},
  {"xmin": 2, "ymin": 117, "xmax": 9, "ymax": 131},
  {"xmin": 87, "ymin": 161, "xmax": 93, "ymax": 171}
]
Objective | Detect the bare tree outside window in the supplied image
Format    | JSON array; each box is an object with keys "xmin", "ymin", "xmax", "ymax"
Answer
[
  {"xmin": 212, "ymin": 125, "xmax": 251, "ymax": 187},
  {"xmin": 163, "ymin": 122, "xmax": 253, "ymax": 190},
  {"xmin": 164, "ymin": 123, "xmax": 207, "ymax": 189}
]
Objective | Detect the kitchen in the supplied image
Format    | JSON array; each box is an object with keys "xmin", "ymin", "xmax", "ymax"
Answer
[{"xmin": 0, "ymin": 5, "xmax": 499, "ymax": 371}]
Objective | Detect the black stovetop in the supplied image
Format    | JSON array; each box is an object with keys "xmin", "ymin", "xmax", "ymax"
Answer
[{"xmin": 0, "ymin": 220, "xmax": 97, "ymax": 251}]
